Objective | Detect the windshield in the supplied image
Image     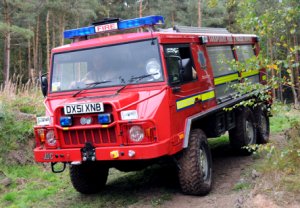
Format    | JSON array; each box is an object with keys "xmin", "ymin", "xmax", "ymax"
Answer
[{"xmin": 51, "ymin": 39, "xmax": 163, "ymax": 92}]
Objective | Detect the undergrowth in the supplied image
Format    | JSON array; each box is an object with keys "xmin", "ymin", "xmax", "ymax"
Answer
[
  {"xmin": 0, "ymin": 79, "xmax": 44, "ymax": 163},
  {"xmin": 249, "ymin": 104, "xmax": 300, "ymax": 194}
]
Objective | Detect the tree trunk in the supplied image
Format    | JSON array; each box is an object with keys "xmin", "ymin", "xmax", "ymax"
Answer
[
  {"xmin": 52, "ymin": 14, "xmax": 56, "ymax": 48},
  {"xmin": 46, "ymin": 10, "xmax": 50, "ymax": 72},
  {"xmin": 293, "ymin": 35, "xmax": 300, "ymax": 103},
  {"xmin": 198, "ymin": 0, "xmax": 202, "ymax": 27},
  {"xmin": 3, "ymin": 0, "xmax": 11, "ymax": 83},
  {"xmin": 290, "ymin": 67, "xmax": 298, "ymax": 107},
  {"xmin": 33, "ymin": 15, "xmax": 40, "ymax": 77},
  {"xmin": 18, "ymin": 47, "xmax": 22, "ymax": 75},
  {"xmin": 59, "ymin": 14, "xmax": 65, "ymax": 46},
  {"xmin": 139, "ymin": 0, "xmax": 142, "ymax": 17},
  {"xmin": 268, "ymin": 38, "xmax": 276, "ymax": 100},
  {"xmin": 27, "ymin": 37, "xmax": 32, "ymax": 79}
]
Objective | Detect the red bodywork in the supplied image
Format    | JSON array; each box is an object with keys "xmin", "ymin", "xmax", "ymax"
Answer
[{"xmin": 34, "ymin": 31, "xmax": 260, "ymax": 163}]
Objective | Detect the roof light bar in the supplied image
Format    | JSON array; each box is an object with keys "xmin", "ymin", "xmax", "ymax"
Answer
[
  {"xmin": 64, "ymin": 26, "xmax": 95, "ymax": 39},
  {"xmin": 63, "ymin": 15, "xmax": 164, "ymax": 39},
  {"xmin": 118, "ymin": 15, "xmax": 164, "ymax": 30}
]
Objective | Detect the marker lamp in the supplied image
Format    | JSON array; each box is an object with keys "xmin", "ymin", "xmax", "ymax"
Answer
[
  {"xmin": 98, "ymin": 113, "xmax": 112, "ymax": 124},
  {"xmin": 60, "ymin": 116, "xmax": 72, "ymax": 127},
  {"xmin": 129, "ymin": 126, "xmax": 144, "ymax": 142}
]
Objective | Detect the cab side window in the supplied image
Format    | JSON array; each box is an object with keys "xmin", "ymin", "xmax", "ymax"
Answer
[
  {"xmin": 235, "ymin": 45, "xmax": 255, "ymax": 62},
  {"xmin": 164, "ymin": 45, "xmax": 197, "ymax": 85},
  {"xmin": 207, "ymin": 46, "xmax": 237, "ymax": 101}
]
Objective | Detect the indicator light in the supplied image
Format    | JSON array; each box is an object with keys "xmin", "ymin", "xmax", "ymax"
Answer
[
  {"xmin": 37, "ymin": 129, "xmax": 46, "ymax": 142},
  {"xmin": 60, "ymin": 116, "xmax": 72, "ymax": 127}
]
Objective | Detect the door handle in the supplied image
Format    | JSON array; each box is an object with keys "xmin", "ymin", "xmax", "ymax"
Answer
[{"xmin": 194, "ymin": 97, "xmax": 202, "ymax": 103}]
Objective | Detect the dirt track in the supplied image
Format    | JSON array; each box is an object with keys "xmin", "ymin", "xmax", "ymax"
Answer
[{"xmin": 127, "ymin": 133, "xmax": 300, "ymax": 208}]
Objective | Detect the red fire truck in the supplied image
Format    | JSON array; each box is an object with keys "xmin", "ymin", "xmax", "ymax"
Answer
[{"xmin": 34, "ymin": 15, "xmax": 270, "ymax": 195}]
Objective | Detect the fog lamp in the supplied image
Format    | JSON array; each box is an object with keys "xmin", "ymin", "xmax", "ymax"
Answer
[
  {"xmin": 98, "ymin": 113, "xmax": 111, "ymax": 124},
  {"xmin": 60, "ymin": 116, "xmax": 72, "ymax": 127},
  {"xmin": 129, "ymin": 126, "xmax": 144, "ymax": 142},
  {"xmin": 46, "ymin": 130, "xmax": 57, "ymax": 146}
]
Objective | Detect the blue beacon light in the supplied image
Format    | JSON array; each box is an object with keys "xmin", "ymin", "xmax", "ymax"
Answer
[
  {"xmin": 63, "ymin": 15, "xmax": 164, "ymax": 39},
  {"xmin": 60, "ymin": 116, "xmax": 72, "ymax": 127},
  {"xmin": 98, "ymin": 114, "xmax": 112, "ymax": 124}
]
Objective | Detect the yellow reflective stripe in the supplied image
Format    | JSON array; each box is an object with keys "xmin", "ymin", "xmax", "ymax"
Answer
[
  {"xmin": 241, "ymin": 69, "xmax": 259, "ymax": 78},
  {"xmin": 176, "ymin": 90, "xmax": 215, "ymax": 110},
  {"xmin": 214, "ymin": 73, "xmax": 239, "ymax": 86},
  {"xmin": 202, "ymin": 90, "xmax": 215, "ymax": 101},
  {"xmin": 176, "ymin": 94, "xmax": 201, "ymax": 110}
]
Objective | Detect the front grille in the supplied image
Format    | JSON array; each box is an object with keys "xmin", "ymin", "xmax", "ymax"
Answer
[{"xmin": 60, "ymin": 127, "xmax": 117, "ymax": 147}]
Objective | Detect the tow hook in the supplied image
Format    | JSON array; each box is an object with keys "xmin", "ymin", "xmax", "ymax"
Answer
[
  {"xmin": 51, "ymin": 162, "xmax": 66, "ymax": 173},
  {"xmin": 81, "ymin": 142, "xmax": 96, "ymax": 161}
]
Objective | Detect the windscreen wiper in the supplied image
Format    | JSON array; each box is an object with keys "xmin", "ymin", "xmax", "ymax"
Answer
[
  {"xmin": 72, "ymin": 81, "xmax": 111, "ymax": 97},
  {"xmin": 129, "ymin": 73, "xmax": 158, "ymax": 82},
  {"xmin": 116, "ymin": 73, "xmax": 158, "ymax": 94}
]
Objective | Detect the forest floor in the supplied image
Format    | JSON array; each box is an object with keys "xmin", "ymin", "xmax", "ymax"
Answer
[{"xmin": 2, "ymin": 132, "xmax": 300, "ymax": 208}]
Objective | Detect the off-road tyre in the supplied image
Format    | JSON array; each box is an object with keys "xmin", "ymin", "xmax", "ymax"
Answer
[
  {"xmin": 70, "ymin": 162, "xmax": 109, "ymax": 194},
  {"xmin": 178, "ymin": 129, "xmax": 212, "ymax": 196},
  {"xmin": 253, "ymin": 105, "xmax": 270, "ymax": 144},
  {"xmin": 229, "ymin": 107, "xmax": 257, "ymax": 155}
]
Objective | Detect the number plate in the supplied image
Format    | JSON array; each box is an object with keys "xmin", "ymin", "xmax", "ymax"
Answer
[{"xmin": 64, "ymin": 103, "xmax": 104, "ymax": 115}]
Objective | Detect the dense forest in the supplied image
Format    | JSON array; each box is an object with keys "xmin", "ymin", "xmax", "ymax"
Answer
[{"xmin": 0, "ymin": 0, "xmax": 299, "ymax": 102}]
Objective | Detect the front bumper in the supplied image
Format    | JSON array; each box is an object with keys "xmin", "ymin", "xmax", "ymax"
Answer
[{"xmin": 34, "ymin": 139, "xmax": 173, "ymax": 163}]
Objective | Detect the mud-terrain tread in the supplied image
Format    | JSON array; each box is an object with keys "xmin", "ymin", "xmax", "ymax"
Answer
[
  {"xmin": 178, "ymin": 129, "xmax": 212, "ymax": 196},
  {"xmin": 254, "ymin": 106, "xmax": 270, "ymax": 144},
  {"xmin": 229, "ymin": 107, "xmax": 257, "ymax": 155},
  {"xmin": 70, "ymin": 162, "xmax": 108, "ymax": 194}
]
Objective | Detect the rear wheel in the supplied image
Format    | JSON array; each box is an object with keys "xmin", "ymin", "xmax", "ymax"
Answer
[
  {"xmin": 178, "ymin": 129, "xmax": 212, "ymax": 195},
  {"xmin": 70, "ymin": 162, "xmax": 109, "ymax": 194},
  {"xmin": 254, "ymin": 106, "xmax": 270, "ymax": 144},
  {"xmin": 229, "ymin": 107, "xmax": 257, "ymax": 155}
]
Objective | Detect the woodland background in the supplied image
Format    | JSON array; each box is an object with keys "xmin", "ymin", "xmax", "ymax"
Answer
[{"xmin": 0, "ymin": 0, "xmax": 299, "ymax": 103}]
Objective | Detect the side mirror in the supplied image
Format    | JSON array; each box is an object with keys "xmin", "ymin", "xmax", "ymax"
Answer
[{"xmin": 41, "ymin": 74, "xmax": 48, "ymax": 97}]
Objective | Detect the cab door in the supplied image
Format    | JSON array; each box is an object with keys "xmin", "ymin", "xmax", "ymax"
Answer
[{"xmin": 164, "ymin": 43, "xmax": 215, "ymax": 142}]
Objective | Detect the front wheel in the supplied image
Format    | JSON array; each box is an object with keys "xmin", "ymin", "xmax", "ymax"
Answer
[
  {"xmin": 70, "ymin": 162, "xmax": 109, "ymax": 194},
  {"xmin": 178, "ymin": 129, "xmax": 212, "ymax": 195}
]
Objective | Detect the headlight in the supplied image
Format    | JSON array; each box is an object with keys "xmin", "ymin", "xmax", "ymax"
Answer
[
  {"xmin": 129, "ymin": 126, "xmax": 144, "ymax": 142},
  {"xmin": 146, "ymin": 58, "xmax": 161, "ymax": 80},
  {"xmin": 46, "ymin": 130, "xmax": 57, "ymax": 146}
]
